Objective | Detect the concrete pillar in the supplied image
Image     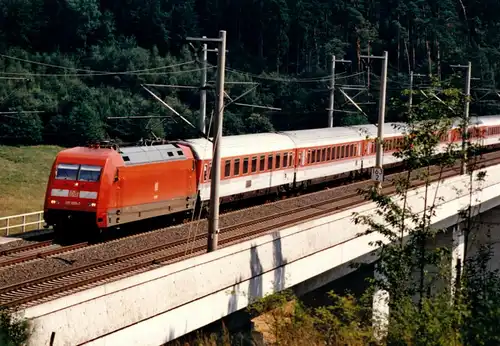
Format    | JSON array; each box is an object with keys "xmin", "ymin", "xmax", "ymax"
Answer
[
  {"xmin": 450, "ymin": 224, "xmax": 465, "ymax": 299},
  {"xmin": 372, "ymin": 262, "xmax": 389, "ymax": 341}
]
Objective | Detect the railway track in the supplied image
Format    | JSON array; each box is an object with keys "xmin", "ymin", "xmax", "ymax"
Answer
[
  {"xmin": 0, "ymin": 241, "xmax": 88, "ymax": 268},
  {"xmin": 0, "ymin": 152, "xmax": 498, "ymax": 310}
]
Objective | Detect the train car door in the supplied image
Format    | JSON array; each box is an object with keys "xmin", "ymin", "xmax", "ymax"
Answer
[{"xmin": 114, "ymin": 168, "xmax": 122, "ymax": 209}]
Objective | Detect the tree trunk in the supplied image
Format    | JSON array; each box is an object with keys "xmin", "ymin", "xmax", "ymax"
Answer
[
  {"xmin": 397, "ymin": 15, "xmax": 401, "ymax": 73},
  {"xmin": 436, "ymin": 39, "xmax": 441, "ymax": 80},
  {"xmin": 356, "ymin": 36, "xmax": 361, "ymax": 72},
  {"xmin": 426, "ymin": 39, "xmax": 432, "ymax": 76},
  {"xmin": 296, "ymin": 42, "xmax": 299, "ymax": 74},
  {"xmin": 404, "ymin": 38, "xmax": 410, "ymax": 75}
]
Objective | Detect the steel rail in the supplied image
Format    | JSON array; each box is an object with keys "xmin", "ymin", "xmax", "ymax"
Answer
[
  {"xmin": 0, "ymin": 153, "xmax": 499, "ymax": 309},
  {"xmin": 0, "ymin": 240, "xmax": 53, "ymax": 256},
  {"xmin": 0, "ymin": 242, "xmax": 88, "ymax": 268}
]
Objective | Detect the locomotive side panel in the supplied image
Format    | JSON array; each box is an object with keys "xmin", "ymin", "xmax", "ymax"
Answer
[{"xmin": 106, "ymin": 159, "xmax": 197, "ymax": 227}]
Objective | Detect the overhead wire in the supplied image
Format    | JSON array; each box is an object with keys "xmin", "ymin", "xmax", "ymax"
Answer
[
  {"xmin": 222, "ymin": 65, "xmax": 365, "ymax": 83},
  {"xmin": 0, "ymin": 52, "xmax": 197, "ymax": 73},
  {"xmin": 0, "ymin": 52, "xmax": 204, "ymax": 77}
]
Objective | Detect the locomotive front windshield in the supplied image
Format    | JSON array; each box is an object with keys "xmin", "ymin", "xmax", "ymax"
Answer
[{"xmin": 55, "ymin": 163, "xmax": 102, "ymax": 182}]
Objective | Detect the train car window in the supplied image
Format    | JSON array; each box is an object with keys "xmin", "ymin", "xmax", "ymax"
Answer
[
  {"xmin": 55, "ymin": 163, "xmax": 79, "ymax": 181},
  {"xmin": 251, "ymin": 156, "xmax": 257, "ymax": 172},
  {"xmin": 321, "ymin": 148, "xmax": 326, "ymax": 161},
  {"xmin": 275, "ymin": 153, "xmax": 281, "ymax": 169},
  {"xmin": 311, "ymin": 150, "xmax": 316, "ymax": 163},
  {"xmin": 234, "ymin": 159, "xmax": 240, "ymax": 175},
  {"xmin": 307, "ymin": 150, "xmax": 311, "ymax": 164},
  {"xmin": 177, "ymin": 151, "xmax": 183, "ymax": 156},
  {"xmin": 209, "ymin": 163, "xmax": 212, "ymax": 180},
  {"xmin": 316, "ymin": 150, "xmax": 320, "ymax": 162},
  {"xmin": 224, "ymin": 160, "xmax": 231, "ymax": 177},
  {"xmin": 289, "ymin": 152, "xmax": 293, "ymax": 166},
  {"xmin": 260, "ymin": 155, "xmax": 265, "ymax": 171},
  {"xmin": 354, "ymin": 145, "xmax": 358, "ymax": 156},
  {"xmin": 332, "ymin": 147, "xmax": 336, "ymax": 160},
  {"xmin": 268, "ymin": 155, "xmax": 273, "ymax": 170},
  {"xmin": 243, "ymin": 158, "xmax": 249, "ymax": 174},
  {"xmin": 283, "ymin": 152, "xmax": 288, "ymax": 168},
  {"xmin": 203, "ymin": 164, "xmax": 209, "ymax": 181},
  {"xmin": 326, "ymin": 148, "xmax": 331, "ymax": 160},
  {"xmin": 340, "ymin": 146, "xmax": 345, "ymax": 158},
  {"xmin": 78, "ymin": 165, "xmax": 102, "ymax": 182}
]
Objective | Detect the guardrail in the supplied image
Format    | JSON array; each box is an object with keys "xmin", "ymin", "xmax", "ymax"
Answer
[{"xmin": 0, "ymin": 211, "xmax": 45, "ymax": 236}]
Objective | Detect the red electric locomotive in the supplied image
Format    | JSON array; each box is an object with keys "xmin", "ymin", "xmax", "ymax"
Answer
[{"xmin": 43, "ymin": 142, "xmax": 197, "ymax": 238}]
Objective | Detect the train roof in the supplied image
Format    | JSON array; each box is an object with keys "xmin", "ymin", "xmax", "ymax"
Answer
[
  {"xmin": 281, "ymin": 122, "xmax": 407, "ymax": 148},
  {"xmin": 57, "ymin": 147, "xmax": 114, "ymax": 161},
  {"xmin": 117, "ymin": 143, "xmax": 190, "ymax": 165},
  {"xmin": 183, "ymin": 132, "xmax": 296, "ymax": 160},
  {"xmin": 452, "ymin": 115, "xmax": 500, "ymax": 127},
  {"xmin": 178, "ymin": 115, "xmax": 500, "ymax": 161}
]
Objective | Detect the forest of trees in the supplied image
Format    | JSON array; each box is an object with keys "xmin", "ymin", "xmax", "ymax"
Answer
[{"xmin": 1, "ymin": 0, "xmax": 500, "ymax": 146}]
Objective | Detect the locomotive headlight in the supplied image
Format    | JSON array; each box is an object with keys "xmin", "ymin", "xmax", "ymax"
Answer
[
  {"xmin": 89, "ymin": 202, "xmax": 97, "ymax": 207},
  {"xmin": 50, "ymin": 200, "xmax": 58, "ymax": 204}
]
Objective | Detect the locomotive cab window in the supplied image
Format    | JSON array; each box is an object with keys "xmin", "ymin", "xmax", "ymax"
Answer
[
  {"xmin": 78, "ymin": 165, "xmax": 102, "ymax": 182},
  {"xmin": 55, "ymin": 163, "xmax": 79, "ymax": 180},
  {"xmin": 55, "ymin": 164, "xmax": 102, "ymax": 182}
]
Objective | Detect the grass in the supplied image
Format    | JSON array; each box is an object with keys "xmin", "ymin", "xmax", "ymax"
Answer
[{"xmin": 0, "ymin": 145, "xmax": 63, "ymax": 217}]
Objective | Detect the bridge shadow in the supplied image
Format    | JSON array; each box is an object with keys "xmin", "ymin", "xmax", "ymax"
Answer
[
  {"xmin": 272, "ymin": 232, "xmax": 287, "ymax": 292},
  {"xmin": 247, "ymin": 245, "xmax": 264, "ymax": 303},
  {"xmin": 164, "ymin": 236, "xmax": 287, "ymax": 345}
]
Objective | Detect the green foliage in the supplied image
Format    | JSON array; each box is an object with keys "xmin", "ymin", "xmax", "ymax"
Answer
[
  {"xmin": 312, "ymin": 291, "xmax": 375, "ymax": 345},
  {"xmin": 0, "ymin": 309, "xmax": 30, "ymax": 346},
  {"xmin": 2, "ymin": 0, "xmax": 500, "ymax": 146}
]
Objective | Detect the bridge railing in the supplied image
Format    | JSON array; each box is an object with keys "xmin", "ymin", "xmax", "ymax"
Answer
[{"xmin": 0, "ymin": 211, "xmax": 46, "ymax": 236}]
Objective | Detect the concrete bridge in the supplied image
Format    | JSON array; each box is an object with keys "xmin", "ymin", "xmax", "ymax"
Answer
[{"xmin": 17, "ymin": 162, "xmax": 500, "ymax": 345}]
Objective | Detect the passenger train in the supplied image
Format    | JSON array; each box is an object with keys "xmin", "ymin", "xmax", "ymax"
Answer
[{"xmin": 43, "ymin": 116, "xmax": 500, "ymax": 237}]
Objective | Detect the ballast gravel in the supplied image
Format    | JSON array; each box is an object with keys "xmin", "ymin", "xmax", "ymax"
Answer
[
  {"xmin": 0, "ymin": 180, "xmax": 366, "ymax": 289},
  {"xmin": 0, "ymin": 239, "xmax": 37, "ymax": 253},
  {"xmin": 0, "ymin": 160, "xmax": 466, "ymax": 289}
]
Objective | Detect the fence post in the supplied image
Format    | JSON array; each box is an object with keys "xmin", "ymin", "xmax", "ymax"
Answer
[
  {"xmin": 22, "ymin": 215, "xmax": 26, "ymax": 233},
  {"xmin": 38, "ymin": 213, "xmax": 42, "ymax": 229},
  {"xmin": 5, "ymin": 218, "xmax": 9, "ymax": 236}
]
